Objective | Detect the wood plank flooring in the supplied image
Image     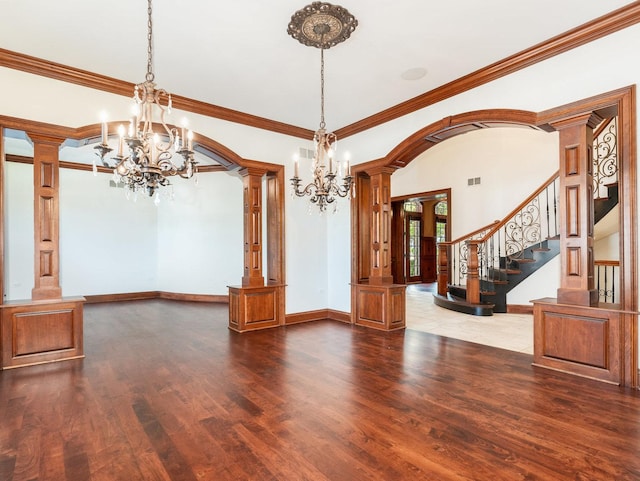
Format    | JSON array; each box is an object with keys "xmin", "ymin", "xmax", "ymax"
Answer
[{"xmin": 1, "ymin": 299, "xmax": 639, "ymax": 480}]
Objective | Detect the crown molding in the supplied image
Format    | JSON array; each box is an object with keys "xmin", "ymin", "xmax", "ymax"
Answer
[
  {"xmin": 335, "ymin": 2, "xmax": 640, "ymax": 139},
  {"xmin": 1, "ymin": 3, "xmax": 639, "ymax": 141},
  {"xmin": 0, "ymin": 48, "xmax": 314, "ymax": 140}
]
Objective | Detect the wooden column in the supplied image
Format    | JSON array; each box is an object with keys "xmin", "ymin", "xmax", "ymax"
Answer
[
  {"xmin": 552, "ymin": 113, "xmax": 601, "ymax": 307},
  {"xmin": 1, "ymin": 131, "xmax": 84, "ymax": 369},
  {"xmin": 228, "ymin": 167, "xmax": 284, "ymax": 333},
  {"xmin": 354, "ymin": 166, "xmax": 405, "ymax": 331},
  {"xmin": 240, "ymin": 167, "xmax": 265, "ymax": 288},
  {"xmin": 265, "ymin": 171, "xmax": 285, "ymax": 285},
  {"xmin": 369, "ymin": 167, "xmax": 394, "ymax": 285},
  {"xmin": 31, "ymin": 134, "xmax": 63, "ymax": 301}
]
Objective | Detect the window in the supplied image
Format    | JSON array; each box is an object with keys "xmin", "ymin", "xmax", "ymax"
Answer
[
  {"xmin": 435, "ymin": 201, "xmax": 447, "ymax": 243},
  {"xmin": 408, "ymin": 216, "xmax": 421, "ymax": 278}
]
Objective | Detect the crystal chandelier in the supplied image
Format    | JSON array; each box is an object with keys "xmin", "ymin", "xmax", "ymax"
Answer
[
  {"xmin": 287, "ymin": 2, "xmax": 357, "ymax": 213},
  {"xmin": 94, "ymin": 0, "xmax": 197, "ymax": 202}
]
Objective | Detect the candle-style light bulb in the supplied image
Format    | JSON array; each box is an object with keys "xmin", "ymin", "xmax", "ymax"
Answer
[
  {"xmin": 117, "ymin": 124, "xmax": 125, "ymax": 157},
  {"xmin": 181, "ymin": 118, "xmax": 188, "ymax": 149},
  {"xmin": 293, "ymin": 153, "xmax": 300, "ymax": 178},
  {"xmin": 344, "ymin": 151, "xmax": 351, "ymax": 176},
  {"xmin": 100, "ymin": 112, "xmax": 108, "ymax": 145},
  {"xmin": 187, "ymin": 130, "xmax": 194, "ymax": 151}
]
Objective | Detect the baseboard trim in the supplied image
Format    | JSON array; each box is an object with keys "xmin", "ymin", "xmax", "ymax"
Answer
[
  {"xmin": 83, "ymin": 291, "xmax": 228, "ymax": 304},
  {"xmin": 157, "ymin": 291, "xmax": 228, "ymax": 303},
  {"xmin": 327, "ymin": 309, "xmax": 351, "ymax": 324},
  {"xmin": 82, "ymin": 293, "xmax": 353, "ymax": 327},
  {"xmin": 285, "ymin": 308, "xmax": 351, "ymax": 325},
  {"xmin": 507, "ymin": 304, "xmax": 534, "ymax": 315}
]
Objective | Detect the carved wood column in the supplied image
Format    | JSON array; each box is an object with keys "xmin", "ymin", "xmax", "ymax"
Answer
[
  {"xmin": 30, "ymin": 133, "xmax": 64, "ymax": 301},
  {"xmin": 353, "ymin": 166, "xmax": 405, "ymax": 331},
  {"xmin": 1, "ymin": 131, "xmax": 84, "ymax": 369},
  {"xmin": 368, "ymin": 167, "xmax": 394, "ymax": 285},
  {"xmin": 228, "ymin": 166, "xmax": 285, "ymax": 333},
  {"xmin": 552, "ymin": 112, "xmax": 602, "ymax": 307},
  {"xmin": 240, "ymin": 167, "xmax": 265, "ymax": 288}
]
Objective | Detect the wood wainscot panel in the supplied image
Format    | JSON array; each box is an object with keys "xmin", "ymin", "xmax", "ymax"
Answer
[
  {"xmin": 1, "ymin": 297, "xmax": 85, "ymax": 369},
  {"xmin": 532, "ymin": 297, "xmax": 636, "ymax": 386},
  {"xmin": 227, "ymin": 285, "xmax": 284, "ymax": 333},
  {"xmin": 354, "ymin": 283, "xmax": 406, "ymax": 331}
]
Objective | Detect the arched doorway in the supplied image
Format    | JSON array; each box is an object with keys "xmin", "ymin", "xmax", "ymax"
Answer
[{"xmin": 351, "ymin": 87, "xmax": 637, "ymax": 387}]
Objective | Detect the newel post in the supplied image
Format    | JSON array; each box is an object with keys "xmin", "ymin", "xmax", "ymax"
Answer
[{"xmin": 466, "ymin": 240, "xmax": 481, "ymax": 304}]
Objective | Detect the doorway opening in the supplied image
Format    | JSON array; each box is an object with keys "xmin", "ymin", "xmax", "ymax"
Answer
[{"xmin": 391, "ymin": 189, "xmax": 450, "ymax": 285}]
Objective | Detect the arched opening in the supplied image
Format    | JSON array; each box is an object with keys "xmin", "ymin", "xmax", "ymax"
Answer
[{"xmin": 351, "ymin": 88, "xmax": 637, "ymax": 387}]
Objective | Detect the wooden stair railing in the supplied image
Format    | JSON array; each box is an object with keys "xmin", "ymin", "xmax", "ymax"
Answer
[
  {"xmin": 437, "ymin": 220, "xmax": 500, "ymax": 297},
  {"xmin": 437, "ymin": 171, "xmax": 560, "ymax": 307},
  {"xmin": 435, "ymin": 116, "xmax": 618, "ymax": 314}
]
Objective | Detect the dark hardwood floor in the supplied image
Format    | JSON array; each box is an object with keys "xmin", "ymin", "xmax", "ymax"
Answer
[{"xmin": 1, "ymin": 299, "xmax": 639, "ymax": 480}]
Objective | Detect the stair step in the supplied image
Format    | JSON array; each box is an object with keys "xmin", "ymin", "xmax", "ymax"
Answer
[
  {"xmin": 531, "ymin": 248, "xmax": 550, "ymax": 252},
  {"xmin": 433, "ymin": 293, "xmax": 494, "ymax": 316},
  {"xmin": 512, "ymin": 258, "xmax": 535, "ymax": 264},
  {"xmin": 505, "ymin": 269, "xmax": 521, "ymax": 275},
  {"xmin": 491, "ymin": 280, "xmax": 508, "ymax": 285}
]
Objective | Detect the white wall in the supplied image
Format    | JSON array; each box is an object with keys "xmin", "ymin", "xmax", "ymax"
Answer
[
  {"xmin": 285, "ymin": 164, "xmax": 330, "ymax": 312},
  {"xmin": 594, "ymin": 233, "xmax": 620, "ymax": 261},
  {"xmin": 59, "ymin": 169, "xmax": 158, "ymax": 296},
  {"xmin": 156, "ymin": 171, "xmax": 243, "ymax": 295},
  {"xmin": 391, "ymin": 127, "xmax": 559, "ymax": 238},
  {"xmin": 4, "ymin": 162, "xmax": 34, "ymax": 301},
  {"xmin": 508, "ymin": 257, "xmax": 561, "ymax": 305}
]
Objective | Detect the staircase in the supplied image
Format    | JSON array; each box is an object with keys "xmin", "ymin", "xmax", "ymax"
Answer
[{"xmin": 434, "ymin": 117, "xmax": 619, "ymax": 315}]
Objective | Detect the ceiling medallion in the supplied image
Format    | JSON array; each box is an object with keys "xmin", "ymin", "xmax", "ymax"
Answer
[{"xmin": 287, "ymin": 2, "xmax": 358, "ymax": 49}]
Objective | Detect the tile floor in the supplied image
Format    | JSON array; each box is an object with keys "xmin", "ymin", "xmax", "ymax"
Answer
[{"xmin": 405, "ymin": 284, "xmax": 534, "ymax": 354}]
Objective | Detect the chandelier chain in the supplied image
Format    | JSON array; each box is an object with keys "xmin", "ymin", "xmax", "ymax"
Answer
[
  {"xmin": 146, "ymin": 0, "xmax": 154, "ymax": 82},
  {"xmin": 319, "ymin": 47, "xmax": 325, "ymax": 130}
]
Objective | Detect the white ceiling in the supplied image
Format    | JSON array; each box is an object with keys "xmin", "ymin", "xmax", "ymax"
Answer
[{"xmin": 0, "ymin": 0, "xmax": 633, "ymax": 132}]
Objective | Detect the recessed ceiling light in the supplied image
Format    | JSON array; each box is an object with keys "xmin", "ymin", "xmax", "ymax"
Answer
[{"xmin": 401, "ymin": 67, "xmax": 427, "ymax": 81}]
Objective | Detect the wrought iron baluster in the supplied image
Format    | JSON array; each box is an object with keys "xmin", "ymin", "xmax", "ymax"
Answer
[
  {"xmin": 611, "ymin": 265, "xmax": 616, "ymax": 303},
  {"xmin": 553, "ymin": 179, "xmax": 558, "ymax": 238},
  {"xmin": 545, "ymin": 185, "xmax": 550, "ymax": 241}
]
